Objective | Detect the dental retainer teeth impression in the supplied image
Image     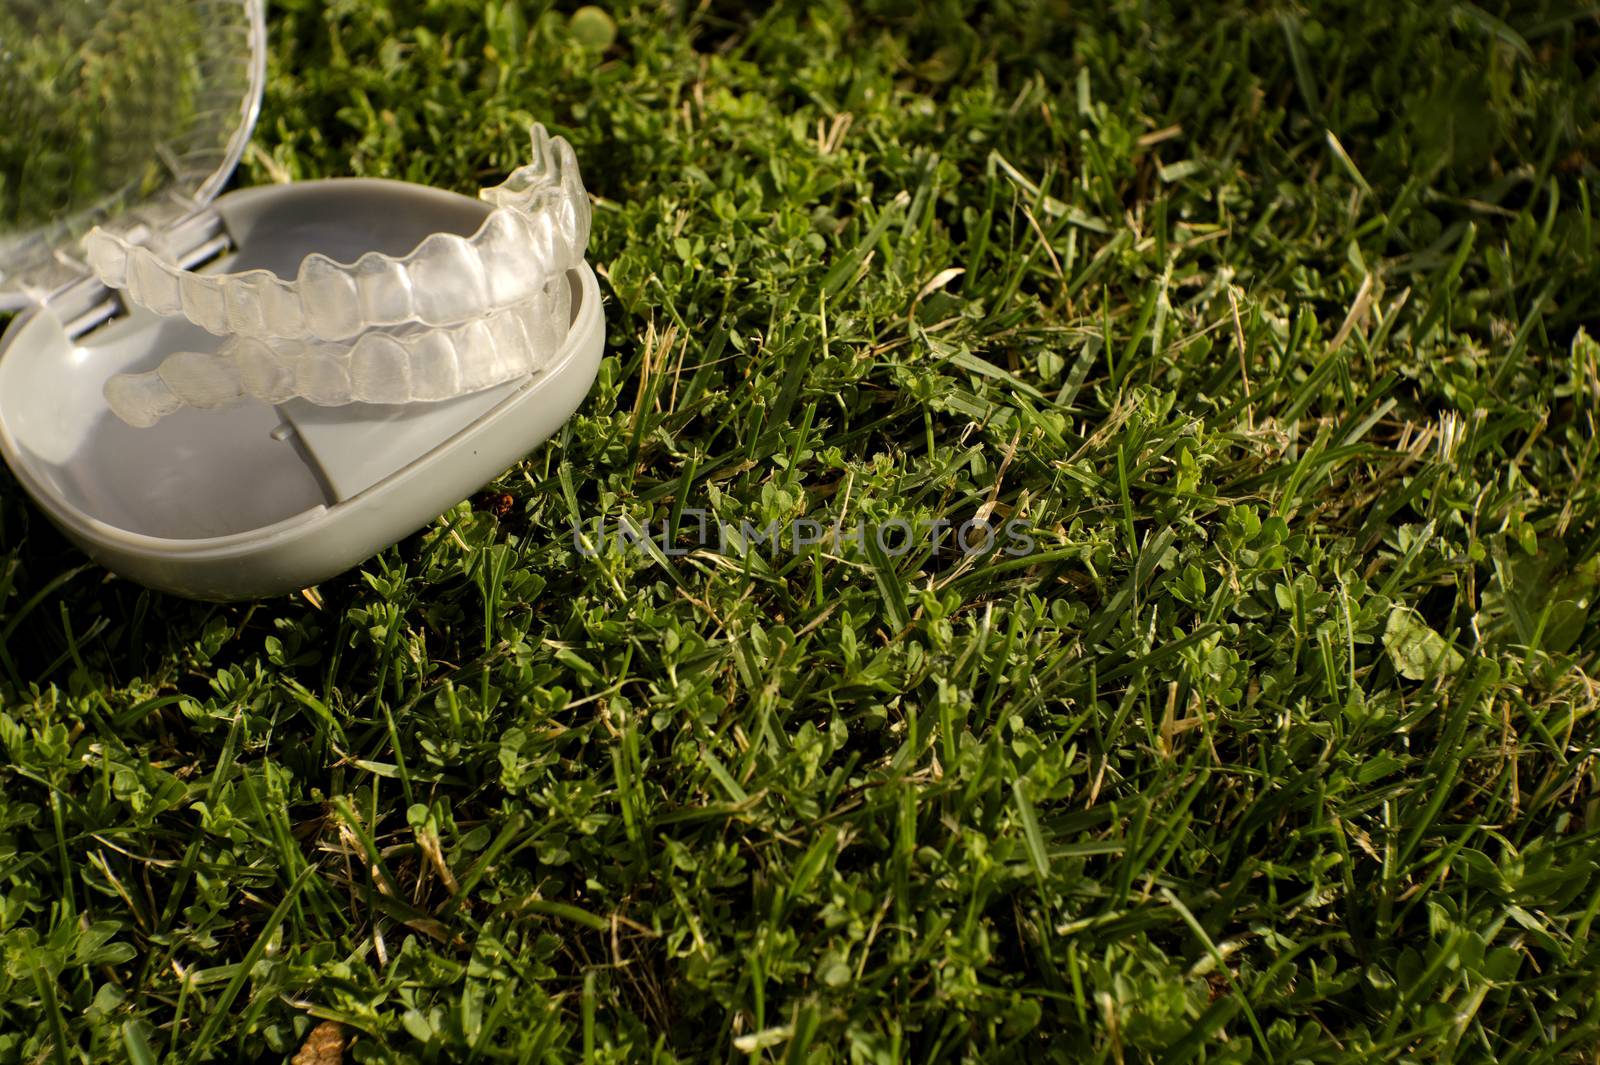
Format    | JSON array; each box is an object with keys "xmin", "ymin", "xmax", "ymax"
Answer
[{"xmin": 86, "ymin": 123, "xmax": 590, "ymax": 427}]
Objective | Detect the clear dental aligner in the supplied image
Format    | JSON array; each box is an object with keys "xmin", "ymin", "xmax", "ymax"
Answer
[
  {"xmin": 84, "ymin": 123, "xmax": 590, "ymax": 342},
  {"xmin": 96, "ymin": 124, "xmax": 590, "ymax": 426},
  {"xmin": 104, "ymin": 275, "xmax": 572, "ymax": 427}
]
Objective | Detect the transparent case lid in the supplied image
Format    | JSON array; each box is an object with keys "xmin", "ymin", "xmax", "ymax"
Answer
[{"xmin": 0, "ymin": 0, "xmax": 266, "ymax": 310}]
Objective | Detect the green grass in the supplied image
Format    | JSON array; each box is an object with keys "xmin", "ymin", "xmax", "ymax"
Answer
[{"xmin": 3, "ymin": 0, "xmax": 1600, "ymax": 1060}]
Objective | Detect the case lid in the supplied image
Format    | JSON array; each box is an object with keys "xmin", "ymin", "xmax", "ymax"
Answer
[{"xmin": 0, "ymin": 0, "xmax": 266, "ymax": 311}]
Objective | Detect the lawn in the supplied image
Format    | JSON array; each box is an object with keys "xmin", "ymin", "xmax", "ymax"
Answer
[{"xmin": 3, "ymin": 0, "xmax": 1600, "ymax": 1060}]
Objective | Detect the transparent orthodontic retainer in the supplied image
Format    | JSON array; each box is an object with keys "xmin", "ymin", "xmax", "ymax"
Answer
[{"xmin": 0, "ymin": 0, "xmax": 604, "ymax": 600}]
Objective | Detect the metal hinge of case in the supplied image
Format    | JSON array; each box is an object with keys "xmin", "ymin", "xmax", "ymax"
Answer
[{"xmin": 54, "ymin": 207, "xmax": 232, "ymax": 341}]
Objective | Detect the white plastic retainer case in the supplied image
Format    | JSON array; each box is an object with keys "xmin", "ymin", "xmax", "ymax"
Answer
[{"xmin": 0, "ymin": 0, "xmax": 604, "ymax": 600}]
